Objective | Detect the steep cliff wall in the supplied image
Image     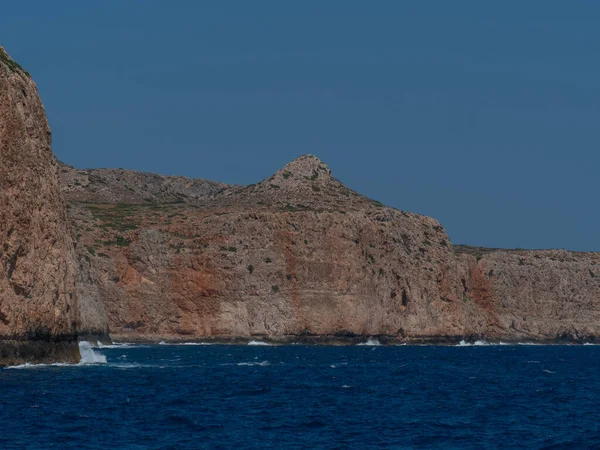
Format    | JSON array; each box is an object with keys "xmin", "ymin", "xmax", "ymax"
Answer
[
  {"xmin": 65, "ymin": 156, "xmax": 488, "ymax": 343},
  {"xmin": 0, "ymin": 46, "xmax": 81, "ymax": 365},
  {"xmin": 455, "ymin": 247, "xmax": 600, "ymax": 342},
  {"xmin": 62, "ymin": 155, "xmax": 600, "ymax": 344}
]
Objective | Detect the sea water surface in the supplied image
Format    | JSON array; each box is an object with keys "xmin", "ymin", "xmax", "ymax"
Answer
[{"xmin": 1, "ymin": 342, "xmax": 599, "ymax": 449}]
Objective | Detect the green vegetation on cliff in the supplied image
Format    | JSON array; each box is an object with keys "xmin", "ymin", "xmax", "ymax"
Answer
[{"xmin": 0, "ymin": 47, "xmax": 30, "ymax": 77}]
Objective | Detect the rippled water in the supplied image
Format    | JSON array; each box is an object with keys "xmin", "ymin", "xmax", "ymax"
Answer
[{"xmin": 1, "ymin": 343, "xmax": 599, "ymax": 449}]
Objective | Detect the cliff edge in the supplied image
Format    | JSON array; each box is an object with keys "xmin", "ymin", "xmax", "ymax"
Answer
[
  {"xmin": 0, "ymin": 46, "xmax": 81, "ymax": 365},
  {"xmin": 62, "ymin": 154, "xmax": 600, "ymax": 344}
]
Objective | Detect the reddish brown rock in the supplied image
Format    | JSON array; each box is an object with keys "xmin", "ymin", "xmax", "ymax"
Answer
[
  {"xmin": 63, "ymin": 156, "xmax": 480, "ymax": 343},
  {"xmin": 455, "ymin": 247, "xmax": 600, "ymax": 342},
  {"xmin": 0, "ymin": 46, "xmax": 80, "ymax": 365},
  {"xmin": 62, "ymin": 155, "xmax": 600, "ymax": 344}
]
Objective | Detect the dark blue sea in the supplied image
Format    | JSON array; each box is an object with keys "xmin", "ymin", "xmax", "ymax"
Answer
[{"xmin": 1, "ymin": 342, "xmax": 599, "ymax": 449}]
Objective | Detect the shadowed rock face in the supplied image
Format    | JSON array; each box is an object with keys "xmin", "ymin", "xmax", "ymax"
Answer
[{"xmin": 0, "ymin": 46, "xmax": 80, "ymax": 365}]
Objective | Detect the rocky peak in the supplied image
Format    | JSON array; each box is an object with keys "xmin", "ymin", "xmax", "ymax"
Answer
[
  {"xmin": 256, "ymin": 154, "xmax": 335, "ymax": 192},
  {"xmin": 272, "ymin": 154, "xmax": 332, "ymax": 186},
  {"xmin": 236, "ymin": 154, "xmax": 372, "ymax": 210}
]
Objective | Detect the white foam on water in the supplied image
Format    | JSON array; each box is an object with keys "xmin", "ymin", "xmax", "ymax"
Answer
[
  {"xmin": 78, "ymin": 341, "xmax": 107, "ymax": 364},
  {"xmin": 456, "ymin": 340, "xmax": 490, "ymax": 346},
  {"xmin": 6, "ymin": 362, "xmax": 72, "ymax": 370},
  {"xmin": 456, "ymin": 340, "xmax": 512, "ymax": 346},
  {"xmin": 155, "ymin": 341, "xmax": 213, "ymax": 346},
  {"xmin": 96, "ymin": 342, "xmax": 146, "ymax": 349},
  {"xmin": 248, "ymin": 340, "xmax": 271, "ymax": 346},
  {"xmin": 5, "ymin": 342, "xmax": 106, "ymax": 369},
  {"xmin": 584, "ymin": 343, "xmax": 599, "ymax": 346},
  {"xmin": 237, "ymin": 361, "xmax": 270, "ymax": 367},
  {"xmin": 358, "ymin": 338, "xmax": 381, "ymax": 346}
]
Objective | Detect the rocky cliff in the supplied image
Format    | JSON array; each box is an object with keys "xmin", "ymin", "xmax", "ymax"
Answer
[
  {"xmin": 2, "ymin": 44, "xmax": 596, "ymax": 363},
  {"xmin": 61, "ymin": 154, "xmax": 600, "ymax": 344},
  {"xmin": 455, "ymin": 246, "xmax": 600, "ymax": 341},
  {"xmin": 0, "ymin": 47, "xmax": 81, "ymax": 365}
]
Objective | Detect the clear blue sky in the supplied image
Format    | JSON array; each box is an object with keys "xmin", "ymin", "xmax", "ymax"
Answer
[{"xmin": 3, "ymin": 2, "xmax": 599, "ymax": 251}]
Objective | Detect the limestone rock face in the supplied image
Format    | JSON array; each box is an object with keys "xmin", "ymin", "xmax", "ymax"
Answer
[
  {"xmin": 63, "ymin": 155, "xmax": 489, "ymax": 343},
  {"xmin": 455, "ymin": 247, "xmax": 600, "ymax": 341},
  {"xmin": 0, "ymin": 46, "xmax": 80, "ymax": 364},
  {"xmin": 62, "ymin": 153, "xmax": 600, "ymax": 344}
]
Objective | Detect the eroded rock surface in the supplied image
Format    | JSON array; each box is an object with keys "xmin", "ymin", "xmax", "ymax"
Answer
[
  {"xmin": 59, "ymin": 163, "xmax": 234, "ymax": 204},
  {"xmin": 60, "ymin": 153, "xmax": 600, "ymax": 344},
  {"xmin": 455, "ymin": 246, "xmax": 600, "ymax": 341},
  {"xmin": 0, "ymin": 46, "xmax": 80, "ymax": 365}
]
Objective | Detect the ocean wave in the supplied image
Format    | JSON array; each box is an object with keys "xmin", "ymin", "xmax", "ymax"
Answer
[
  {"xmin": 96, "ymin": 342, "xmax": 146, "ymax": 349},
  {"xmin": 457, "ymin": 340, "xmax": 488, "ymax": 346},
  {"xmin": 5, "ymin": 362, "xmax": 73, "ymax": 370},
  {"xmin": 78, "ymin": 341, "xmax": 107, "ymax": 364},
  {"xmin": 456, "ymin": 340, "xmax": 512, "ymax": 346},
  {"xmin": 248, "ymin": 340, "xmax": 272, "ymax": 346},
  {"xmin": 179, "ymin": 342, "xmax": 213, "ymax": 346},
  {"xmin": 155, "ymin": 341, "xmax": 213, "ymax": 346},
  {"xmin": 358, "ymin": 338, "xmax": 381, "ymax": 346},
  {"xmin": 237, "ymin": 361, "xmax": 271, "ymax": 367},
  {"xmin": 6, "ymin": 341, "xmax": 106, "ymax": 369}
]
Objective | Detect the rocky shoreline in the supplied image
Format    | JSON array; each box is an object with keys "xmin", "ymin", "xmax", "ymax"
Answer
[
  {"xmin": 0, "ymin": 337, "xmax": 80, "ymax": 367},
  {"xmin": 107, "ymin": 334, "xmax": 599, "ymax": 347},
  {"xmin": 2, "ymin": 43, "xmax": 600, "ymax": 366}
]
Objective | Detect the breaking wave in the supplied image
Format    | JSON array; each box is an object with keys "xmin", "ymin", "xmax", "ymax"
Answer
[
  {"xmin": 358, "ymin": 338, "xmax": 381, "ymax": 346},
  {"xmin": 96, "ymin": 342, "xmax": 144, "ymax": 349},
  {"xmin": 237, "ymin": 361, "xmax": 271, "ymax": 367},
  {"xmin": 456, "ymin": 340, "xmax": 491, "ymax": 346},
  {"xmin": 456, "ymin": 340, "xmax": 512, "ymax": 346},
  {"xmin": 156, "ymin": 341, "xmax": 213, "ymax": 346},
  {"xmin": 6, "ymin": 362, "xmax": 72, "ymax": 370},
  {"xmin": 248, "ymin": 340, "xmax": 272, "ymax": 346},
  {"xmin": 78, "ymin": 341, "xmax": 107, "ymax": 364},
  {"xmin": 6, "ymin": 341, "xmax": 106, "ymax": 369}
]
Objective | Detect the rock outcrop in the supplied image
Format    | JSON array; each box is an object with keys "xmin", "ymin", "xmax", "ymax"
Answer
[
  {"xmin": 61, "ymin": 153, "xmax": 600, "ymax": 344},
  {"xmin": 455, "ymin": 246, "xmax": 600, "ymax": 341},
  {"xmin": 0, "ymin": 46, "xmax": 81, "ymax": 365},
  {"xmin": 59, "ymin": 162, "xmax": 234, "ymax": 204}
]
